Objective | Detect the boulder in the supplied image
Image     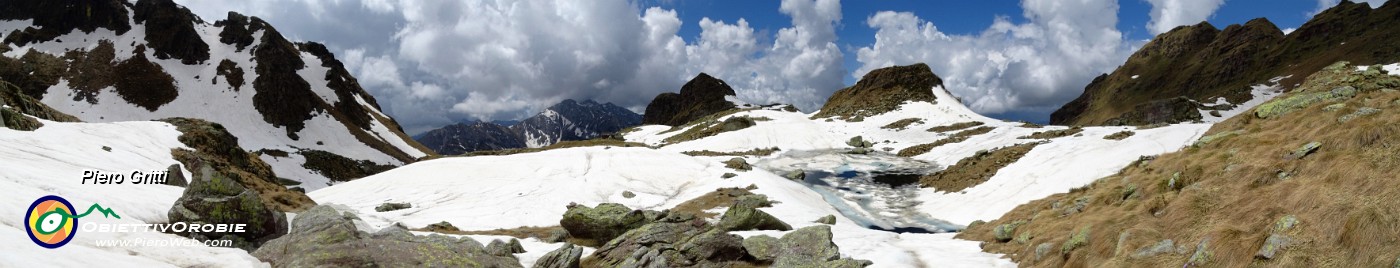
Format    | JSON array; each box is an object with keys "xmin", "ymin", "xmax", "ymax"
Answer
[
  {"xmin": 723, "ymin": 157, "xmax": 752, "ymax": 171},
  {"xmin": 678, "ymin": 229, "xmax": 747, "ymax": 263},
  {"xmin": 621, "ymin": 191, "xmax": 636, "ymax": 198},
  {"xmin": 642, "ymin": 73, "xmax": 739, "ymax": 126},
  {"xmin": 717, "ymin": 205, "xmax": 792, "ymax": 231},
  {"xmin": 253, "ymin": 205, "xmax": 522, "ymax": 267},
  {"xmin": 164, "ymin": 164, "xmax": 188, "ymax": 187},
  {"xmin": 733, "ymin": 194, "xmax": 774, "ymax": 208},
  {"xmin": 375, "ymin": 202, "xmax": 411, "ymax": 212},
  {"xmin": 784, "ymin": 170, "xmax": 807, "ymax": 181},
  {"xmin": 742, "ymin": 235, "xmax": 781, "ymax": 261},
  {"xmin": 774, "ymin": 225, "xmax": 872, "ymax": 267},
  {"xmin": 168, "ymin": 165, "xmax": 287, "ymax": 251},
  {"xmin": 815, "ymin": 215, "xmax": 837, "ymax": 225},
  {"xmin": 559, "ymin": 203, "xmax": 659, "ymax": 243},
  {"xmin": 486, "ymin": 238, "xmax": 526, "ymax": 257},
  {"xmin": 1285, "ymin": 142, "xmax": 1322, "ymax": 160},
  {"xmin": 533, "ymin": 243, "xmax": 583, "ymax": 268},
  {"xmin": 1132, "ymin": 239, "xmax": 1176, "ymax": 259}
]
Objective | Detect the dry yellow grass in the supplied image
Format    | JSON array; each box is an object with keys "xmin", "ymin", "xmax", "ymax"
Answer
[{"xmin": 958, "ymin": 69, "xmax": 1400, "ymax": 267}]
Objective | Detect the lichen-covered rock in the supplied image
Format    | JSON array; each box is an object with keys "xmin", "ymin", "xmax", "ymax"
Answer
[
  {"xmin": 0, "ymin": 107, "xmax": 42, "ymax": 131},
  {"xmin": 1187, "ymin": 238, "xmax": 1212, "ymax": 266},
  {"xmin": 487, "ymin": 238, "xmax": 526, "ymax": 257},
  {"xmin": 815, "ymin": 214, "xmax": 837, "ymax": 225},
  {"xmin": 784, "ymin": 170, "xmax": 807, "ymax": 181},
  {"xmin": 559, "ymin": 203, "xmax": 658, "ymax": 243},
  {"xmin": 375, "ymin": 202, "xmax": 411, "ymax": 212},
  {"xmin": 721, "ymin": 173, "xmax": 737, "ymax": 179},
  {"xmin": 717, "ymin": 205, "xmax": 792, "ymax": 231},
  {"xmin": 168, "ymin": 165, "xmax": 287, "ymax": 251},
  {"xmin": 993, "ymin": 220, "xmax": 1026, "ymax": 242},
  {"xmin": 621, "ymin": 191, "xmax": 636, "ymax": 198},
  {"xmin": 1285, "ymin": 141, "xmax": 1322, "ymax": 160},
  {"xmin": 678, "ymin": 228, "xmax": 747, "ymax": 263},
  {"xmin": 774, "ymin": 225, "xmax": 873, "ymax": 267},
  {"xmin": 1338, "ymin": 107, "xmax": 1381, "ymax": 123},
  {"xmin": 253, "ymin": 205, "xmax": 523, "ymax": 267},
  {"xmin": 1035, "ymin": 243, "xmax": 1054, "ymax": 260},
  {"xmin": 734, "ymin": 194, "xmax": 774, "ymax": 208},
  {"xmin": 1061, "ymin": 226, "xmax": 1091, "ymax": 255},
  {"xmin": 533, "ymin": 243, "xmax": 583, "ymax": 268},
  {"xmin": 723, "ymin": 157, "xmax": 752, "ymax": 171},
  {"xmin": 1256, "ymin": 86, "xmax": 1357, "ymax": 119},
  {"xmin": 1132, "ymin": 239, "xmax": 1176, "ymax": 259},
  {"xmin": 742, "ymin": 235, "xmax": 781, "ymax": 261}
]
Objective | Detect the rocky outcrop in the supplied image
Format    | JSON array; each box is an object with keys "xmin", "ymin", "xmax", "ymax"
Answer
[
  {"xmin": 813, "ymin": 63, "xmax": 943, "ymax": 120},
  {"xmin": 534, "ymin": 243, "xmax": 584, "ymax": 268},
  {"xmin": 133, "ymin": 0, "xmax": 210, "ymax": 64},
  {"xmin": 253, "ymin": 205, "xmax": 523, "ymax": 267},
  {"xmin": 0, "ymin": 79, "xmax": 78, "ymax": 123},
  {"xmin": 642, "ymin": 73, "xmax": 739, "ymax": 126},
  {"xmin": 0, "ymin": 0, "xmax": 132, "ymax": 46},
  {"xmin": 160, "ymin": 118, "xmax": 316, "ymax": 212},
  {"xmin": 559, "ymin": 203, "xmax": 662, "ymax": 244},
  {"xmin": 1055, "ymin": 1, "xmax": 1400, "ymax": 126},
  {"xmin": 168, "ymin": 164, "xmax": 288, "ymax": 251}
]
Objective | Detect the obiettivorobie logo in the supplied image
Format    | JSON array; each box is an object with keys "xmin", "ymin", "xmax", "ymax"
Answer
[{"xmin": 25, "ymin": 195, "xmax": 121, "ymax": 249}]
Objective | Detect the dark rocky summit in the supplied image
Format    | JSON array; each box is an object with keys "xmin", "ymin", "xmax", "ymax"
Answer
[
  {"xmin": 813, "ymin": 63, "xmax": 944, "ymax": 120},
  {"xmin": 642, "ymin": 73, "xmax": 739, "ymax": 126}
]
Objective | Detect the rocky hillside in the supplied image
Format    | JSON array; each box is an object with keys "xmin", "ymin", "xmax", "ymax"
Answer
[
  {"xmin": 0, "ymin": 0, "xmax": 431, "ymax": 190},
  {"xmin": 415, "ymin": 99, "xmax": 641, "ymax": 155},
  {"xmin": 962, "ymin": 62, "xmax": 1400, "ymax": 267},
  {"xmin": 1052, "ymin": 1, "xmax": 1400, "ymax": 126},
  {"xmin": 642, "ymin": 73, "xmax": 739, "ymax": 126},
  {"xmin": 813, "ymin": 63, "xmax": 945, "ymax": 120}
]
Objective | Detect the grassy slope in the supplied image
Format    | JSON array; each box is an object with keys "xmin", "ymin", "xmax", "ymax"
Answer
[{"xmin": 960, "ymin": 63, "xmax": 1400, "ymax": 267}]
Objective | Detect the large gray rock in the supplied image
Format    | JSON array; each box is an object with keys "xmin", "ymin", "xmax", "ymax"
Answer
[
  {"xmin": 742, "ymin": 235, "xmax": 781, "ymax": 262},
  {"xmin": 774, "ymin": 225, "xmax": 872, "ymax": 267},
  {"xmin": 164, "ymin": 163, "xmax": 188, "ymax": 187},
  {"xmin": 252, "ymin": 205, "xmax": 523, "ymax": 267},
  {"xmin": 559, "ymin": 203, "xmax": 661, "ymax": 243},
  {"xmin": 167, "ymin": 165, "xmax": 286, "ymax": 251},
  {"xmin": 533, "ymin": 243, "xmax": 583, "ymax": 268},
  {"xmin": 717, "ymin": 205, "xmax": 792, "ymax": 231}
]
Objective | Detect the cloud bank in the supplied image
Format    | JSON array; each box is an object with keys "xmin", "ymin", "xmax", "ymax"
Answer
[
  {"xmin": 180, "ymin": 0, "xmax": 845, "ymax": 134},
  {"xmin": 853, "ymin": 0, "xmax": 1137, "ymax": 118}
]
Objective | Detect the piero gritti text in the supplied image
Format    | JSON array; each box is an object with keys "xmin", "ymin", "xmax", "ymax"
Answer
[{"xmin": 81, "ymin": 169, "xmax": 174, "ymax": 185}]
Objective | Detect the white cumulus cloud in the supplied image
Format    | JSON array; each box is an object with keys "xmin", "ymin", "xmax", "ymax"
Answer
[
  {"xmin": 854, "ymin": 0, "xmax": 1137, "ymax": 118},
  {"xmin": 1145, "ymin": 0, "xmax": 1226, "ymax": 35}
]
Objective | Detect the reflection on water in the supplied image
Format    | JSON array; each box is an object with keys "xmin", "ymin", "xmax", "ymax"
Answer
[{"xmin": 757, "ymin": 150, "xmax": 964, "ymax": 233}]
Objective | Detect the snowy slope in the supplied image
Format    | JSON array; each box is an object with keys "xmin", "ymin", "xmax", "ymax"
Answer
[
  {"xmin": 1, "ymin": 8, "xmax": 427, "ymax": 191},
  {"xmin": 310, "ymin": 147, "xmax": 1016, "ymax": 267},
  {"xmin": 626, "ymin": 85, "xmax": 1276, "ymax": 225},
  {"xmin": 0, "ymin": 118, "xmax": 265, "ymax": 267}
]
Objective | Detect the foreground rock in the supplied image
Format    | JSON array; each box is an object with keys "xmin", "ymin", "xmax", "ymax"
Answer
[
  {"xmin": 559, "ymin": 203, "xmax": 662, "ymax": 244},
  {"xmin": 579, "ymin": 201, "xmax": 867, "ymax": 267},
  {"xmin": 253, "ymin": 205, "xmax": 523, "ymax": 267},
  {"xmin": 168, "ymin": 164, "xmax": 287, "ymax": 251},
  {"xmin": 642, "ymin": 73, "xmax": 739, "ymax": 126}
]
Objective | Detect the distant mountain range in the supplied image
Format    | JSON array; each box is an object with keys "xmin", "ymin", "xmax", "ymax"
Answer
[{"xmin": 414, "ymin": 99, "xmax": 642, "ymax": 155}]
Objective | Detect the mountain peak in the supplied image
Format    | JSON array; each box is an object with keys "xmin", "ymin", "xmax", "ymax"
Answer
[
  {"xmin": 641, "ymin": 73, "xmax": 740, "ymax": 126},
  {"xmin": 813, "ymin": 63, "xmax": 943, "ymax": 120}
]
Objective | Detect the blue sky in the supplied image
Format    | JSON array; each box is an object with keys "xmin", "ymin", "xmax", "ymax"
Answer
[
  {"xmin": 656, "ymin": 0, "xmax": 1322, "ymax": 86},
  {"xmin": 180, "ymin": 0, "xmax": 1381, "ymax": 132}
]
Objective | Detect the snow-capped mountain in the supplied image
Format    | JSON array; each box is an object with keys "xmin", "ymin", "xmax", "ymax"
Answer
[
  {"xmin": 514, "ymin": 99, "xmax": 642, "ymax": 148},
  {"xmin": 415, "ymin": 99, "xmax": 641, "ymax": 155},
  {"xmin": 0, "ymin": 0, "xmax": 430, "ymax": 190}
]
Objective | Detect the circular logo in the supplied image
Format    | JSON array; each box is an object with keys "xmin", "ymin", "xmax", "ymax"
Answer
[{"xmin": 25, "ymin": 195, "xmax": 77, "ymax": 249}]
